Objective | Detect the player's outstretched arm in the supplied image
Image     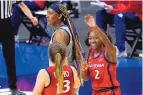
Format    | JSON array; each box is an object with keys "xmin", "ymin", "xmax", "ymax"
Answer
[{"xmin": 84, "ymin": 14, "xmax": 116, "ymax": 63}]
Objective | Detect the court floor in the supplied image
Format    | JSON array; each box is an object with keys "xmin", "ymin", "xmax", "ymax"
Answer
[{"xmin": 0, "ymin": 43, "xmax": 142, "ymax": 95}]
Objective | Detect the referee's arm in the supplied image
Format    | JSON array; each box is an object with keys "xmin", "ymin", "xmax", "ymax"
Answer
[{"xmin": 17, "ymin": 2, "xmax": 38, "ymax": 25}]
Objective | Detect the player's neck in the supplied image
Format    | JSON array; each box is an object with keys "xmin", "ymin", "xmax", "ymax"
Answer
[
  {"xmin": 93, "ymin": 48, "xmax": 102, "ymax": 57},
  {"xmin": 53, "ymin": 21, "xmax": 63, "ymax": 28}
]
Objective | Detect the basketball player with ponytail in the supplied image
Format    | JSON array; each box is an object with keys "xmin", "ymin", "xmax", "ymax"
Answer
[{"xmin": 32, "ymin": 42, "xmax": 80, "ymax": 95}]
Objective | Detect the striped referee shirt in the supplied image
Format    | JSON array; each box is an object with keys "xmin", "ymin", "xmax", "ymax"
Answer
[{"xmin": 0, "ymin": 0, "xmax": 22, "ymax": 19}]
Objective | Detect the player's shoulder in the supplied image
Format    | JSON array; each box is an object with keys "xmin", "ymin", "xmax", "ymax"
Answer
[
  {"xmin": 37, "ymin": 69, "xmax": 48, "ymax": 78},
  {"xmin": 39, "ymin": 69, "xmax": 46, "ymax": 74},
  {"xmin": 55, "ymin": 28, "xmax": 69, "ymax": 36}
]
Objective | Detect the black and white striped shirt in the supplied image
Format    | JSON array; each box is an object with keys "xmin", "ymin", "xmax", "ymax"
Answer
[{"xmin": 0, "ymin": 0, "xmax": 22, "ymax": 19}]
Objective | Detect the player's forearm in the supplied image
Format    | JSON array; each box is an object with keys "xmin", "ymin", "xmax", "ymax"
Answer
[
  {"xmin": 81, "ymin": 70, "xmax": 89, "ymax": 81},
  {"xmin": 93, "ymin": 26, "xmax": 111, "ymax": 46},
  {"xmin": 18, "ymin": 2, "xmax": 34, "ymax": 21},
  {"xmin": 92, "ymin": 26, "xmax": 116, "ymax": 59},
  {"xmin": 93, "ymin": 26, "xmax": 116, "ymax": 56}
]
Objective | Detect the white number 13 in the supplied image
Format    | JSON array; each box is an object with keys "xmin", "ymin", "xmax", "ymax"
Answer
[
  {"xmin": 95, "ymin": 70, "xmax": 100, "ymax": 79},
  {"xmin": 57, "ymin": 80, "xmax": 70, "ymax": 94}
]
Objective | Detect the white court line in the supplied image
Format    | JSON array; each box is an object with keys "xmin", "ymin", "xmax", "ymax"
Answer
[
  {"xmin": 0, "ymin": 88, "xmax": 32, "ymax": 95},
  {"xmin": 0, "ymin": 88, "xmax": 10, "ymax": 93}
]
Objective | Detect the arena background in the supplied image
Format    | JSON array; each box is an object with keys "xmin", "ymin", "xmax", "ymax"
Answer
[{"xmin": 0, "ymin": 1, "xmax": 142, "ymax": 95}]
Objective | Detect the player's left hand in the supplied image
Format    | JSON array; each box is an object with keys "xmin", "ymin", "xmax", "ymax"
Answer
[
  {"xmin": 84, "ymin": 14, "xmax": 96, "ymax": 28},
  {"xmin": 81, "ymin": 61, "xmax": 89, "ymax": 72}
]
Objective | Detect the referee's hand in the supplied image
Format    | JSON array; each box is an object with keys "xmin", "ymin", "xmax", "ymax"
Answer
[{"xmin": 31, "ymin": 17, "xmax": 38, "ymax": 26}]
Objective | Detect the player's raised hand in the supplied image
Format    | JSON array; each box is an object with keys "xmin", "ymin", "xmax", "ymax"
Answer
[
  {"xmin": 81, "ymin": 61, "xmax": 89, "ymax": 72},
  {"xmin": 84, "ymin": 14, "xmax": 96, "ymax": 28}
]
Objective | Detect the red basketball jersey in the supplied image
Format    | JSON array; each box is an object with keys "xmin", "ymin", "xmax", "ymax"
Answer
[
  {"xmin": 87, "ymin": 48, "xmax": 120, "ymax": 90},
  {"xmin": 42, "ymin": 65, "xmax": 74, "ymax": 95}
]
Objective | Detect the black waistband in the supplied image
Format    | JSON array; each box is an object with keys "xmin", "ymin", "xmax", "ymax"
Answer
[
  {"xmin": 93, "ymin": 86, "xmax": 118, "ymax": 93},
  {"xmin": 99, "ymin": 86, "xmax": 118, "ymax": 92}
]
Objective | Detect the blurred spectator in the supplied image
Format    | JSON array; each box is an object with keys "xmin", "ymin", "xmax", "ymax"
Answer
[
  {"xmin": 61, "ymin": 0, "xmax": 80, "ymax": 18},
  {"xmin": 11, "ymin": 0, "xmax": 45, "ymax": 40},
  {"xmin": 95, "ymin": 0, "xmax": 142, "ymax": 57}
]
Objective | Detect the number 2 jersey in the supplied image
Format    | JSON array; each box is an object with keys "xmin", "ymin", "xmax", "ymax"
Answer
[
  {"xmin": 42, "ymin": 65, "xmax": 74, "ymax": 95},
  {"xmin": 87, "ymin": 48, "xmax": 120, "ymax": 90}
]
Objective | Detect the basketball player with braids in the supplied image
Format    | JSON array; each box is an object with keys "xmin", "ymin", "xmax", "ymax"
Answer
[
  {"xmin": 32, "ymin": 42, "xmax": 80, "ymax": 95},
  {"xmin": 46, "ymin": 2, "xmax": 83, "ymax": 94},
  {"xmin": 47, "ymin": 2, "xmax": 83, "ymax": 68},
  {"xmin": 81, "ymin": 14, "xmax": 121, "ymax": 95}
]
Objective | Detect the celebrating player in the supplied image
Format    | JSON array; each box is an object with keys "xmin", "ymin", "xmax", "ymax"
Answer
[{"xmin": 81, "ymin": 14, "xmax": 121, "ymax": 95}]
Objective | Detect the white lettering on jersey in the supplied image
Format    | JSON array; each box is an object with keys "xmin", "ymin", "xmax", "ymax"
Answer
[
  {"xmin": 89, "ymin": 64, "xmax": 104, "ymax": 68},
  {"xmin": 54, "ymin": 71, "xmax": 70, "ymax": 78}
]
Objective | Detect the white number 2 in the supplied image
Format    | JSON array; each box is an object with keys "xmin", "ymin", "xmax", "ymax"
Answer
[
  {"xmin": 95, "ymin": 70, "xmax": 100, "ymax": 79},
  {"xmin": 57, "ymin": 80, "xmax": 70, "ymax": 94}
]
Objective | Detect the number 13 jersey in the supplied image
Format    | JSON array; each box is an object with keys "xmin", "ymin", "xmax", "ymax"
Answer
[
  {"xmin": 87, "ymin": 48, "xmax": 120, "ymax": 90},
  {"xmin": 42, "ymin": 65, "xmax": 74, "ymax": 95}
]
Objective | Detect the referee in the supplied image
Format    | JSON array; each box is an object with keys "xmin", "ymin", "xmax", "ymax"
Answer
[{"xmin": 0, "ymin": 0, "xmax": 38, "ymax": 95}]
